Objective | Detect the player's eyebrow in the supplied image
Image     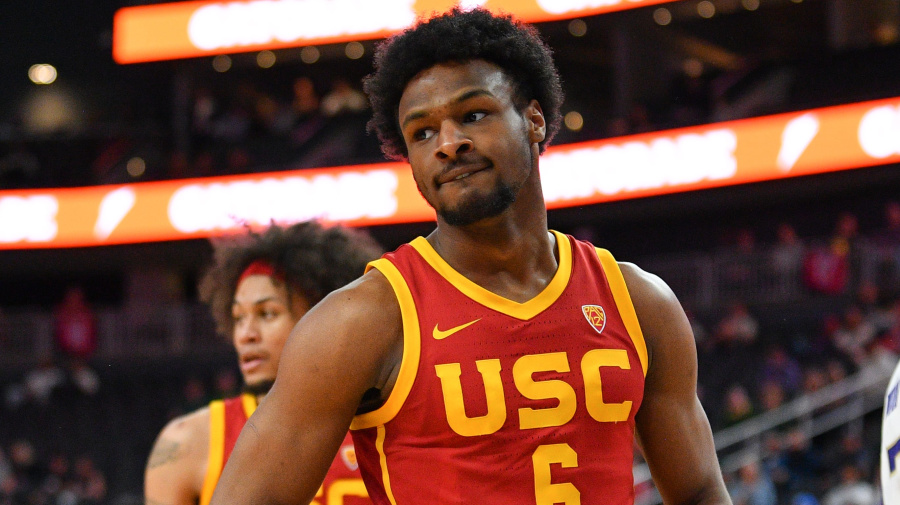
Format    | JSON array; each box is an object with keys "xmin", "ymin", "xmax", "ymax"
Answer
[{"xmin": 401, "ymin": 89, "xmax": 494, "ymax": 129}]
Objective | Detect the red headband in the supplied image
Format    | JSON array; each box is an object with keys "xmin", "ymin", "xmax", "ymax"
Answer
[{"xmin": 238, "ymin": 259, "xmax": 286, "ymax": 285}]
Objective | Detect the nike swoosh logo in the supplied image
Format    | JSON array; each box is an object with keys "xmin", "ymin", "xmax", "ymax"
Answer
[{"xmin": 433, "ymin": 319, "xmax": 481, "ymax": 340}]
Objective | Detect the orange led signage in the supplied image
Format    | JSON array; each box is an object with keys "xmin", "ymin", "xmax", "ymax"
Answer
[
  {"xmin": 113, "ymin": 0, "xmax": 686, "ymax": 64},
  {"xmin": 2, "ymin": 96, "xmax": 898, "ymax": 250}
]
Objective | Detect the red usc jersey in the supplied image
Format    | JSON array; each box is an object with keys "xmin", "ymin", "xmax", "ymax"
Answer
[
  {"xmin": 351, "ymin": 231, "xmax": 648, "ymax": 505},
  {"xmin": 199, "ymin": 394, "xmax": 370, "ymax": 505}
]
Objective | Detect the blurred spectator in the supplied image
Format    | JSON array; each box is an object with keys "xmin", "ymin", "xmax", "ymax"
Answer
[
  {"xmin": 191, "ymin": 85, "xmax": 220, "ymax": 146},
  {"xmin": 53, "ymin": 286, "xmax": 98, "ymax": 362},
  {"xmin": 802, "ymin": 239, "xmax": 849, "ymax": 296},
  {"xmin": 39, "ymin": 453, "xmax": 70, "ymax": 502},
  {"xmin": 759, "ymin": 344, "xmax": 803, "ymax": 396},
  {"xmin": 874, "ymin": 201, "xmax": 900, "ymax": 296},
  {"xmin": 770, "ymin": 223, "xmax": 805, "ymax": 292},
  {"xmin": 22, "ymin": 355, "xmax": 66, "ymax": 406},
  {"xmin": 832, "ymin": 212, "xmax": 867, "ymax": 288},
  {"xmin": 52, "ymin": 286, "xmax": 101, "ymax": 397},
  {"xmin": 252, "ymin": 91, "xmax": 294, "ymax": 137},
  {"xmin": 722, "ymin": 384, "xmax": 756, "ymax": 428},
  {"xmin": 320, "ymin": 78, "xmax": 367, "ymax": 117},
  {"xmin": 289, "ymin": 76, "xmax": 326, "ymax": 147},
  {"xmin": 715, "ymin": 301, "xmax": 760, "ymax": 348},
  {"xmin": 821, "ymin": 464, "xmax": 876, "ymax": 505},
  {"xmin": 790, "ymin": 492, "xmax": 820, "ymax": 505},
  {"xmin": 729, "ymin": 459, "xmax": 778, "ymax": 505},
  {"xmin": 824, "ymin": 359, "xmax": 849, "ymax": 386},
  {"xmin": 830, "ymin": 305, "xmax": 878, "ymax": 366},
  {"xmin": 778, "ymin": 429, "xmax": 824, "ymax": 498},
  {"xmin": 877, "ymin": 298, "xmax": 900, "ymax": 354},
  {"xmin": 855, "ymin": 281, "xmax": 894, "ymax": 332},
  {"xmin": 71, "ymin": 456, "xmax": 106, "ymax": 505},
  {"xmin": 8, "ymin": 439, "xmax": 45, "ymax": 504},
  {"xmin": 800, "ymin": 367, "xmax": 828, "ymax": 397},
  {"xmin": 821, "ymin": 433, "xmax": 873, "ymax": 484},
  {"xmin": 719, "ymin": 229, "xmax": 757, "ymax": 295},
  {"xmin": 757, "ymin": 380, "xmax": 787, "ymax": 413}
]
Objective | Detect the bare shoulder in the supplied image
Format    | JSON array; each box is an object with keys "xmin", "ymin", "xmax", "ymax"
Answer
[
  {"xmin": 617, "ymin": 261, "xmax": 693, "ymax": 368},
  {"xmin": 147, "ymin": 406, "xmax": 210, "ymax": 471},
  {"xmin": 281, "ymin": 266, "xmax": 403, "ymax": 397},
  {"xmin": 306, "ymin": 266, "xmax": 401, "ymax": 347},
  {"xmin": 144, "ymin": 406, "xmax": 210, "ymax": 504}
]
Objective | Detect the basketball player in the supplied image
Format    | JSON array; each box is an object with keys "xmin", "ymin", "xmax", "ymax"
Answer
[
  {"xmin": 882, "ymin": 359, "xmax": 900, "ymax": 504},
  {"xmin": 212, "ymin": 8, "xmax": 731, "ymax": 505},
  {"xmin": 144, "ymin": 222, "xmax": 382, "ymax": 505}
]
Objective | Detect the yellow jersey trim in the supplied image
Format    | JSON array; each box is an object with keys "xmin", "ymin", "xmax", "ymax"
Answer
[
  {"xmin": 408, "ymin": 230, "xmax": 572, "ymax": 321},
  {"xmin": 350, "ymin": 258, "xmax": 421, "ymax": 430},
  {"xmin": 241, "ymin": 393, "xmax": 257, "ymax": 418},
  {"xmin": 595, "ymin": 248, "xmax": 648, "ymax": 376},
  {"xmin": 376, "ymin": 425, "xmax": 398, "ymax": 505},
  {"xmin": 200, "ymin": 400, "xmax": 225, "ymax": 505}
]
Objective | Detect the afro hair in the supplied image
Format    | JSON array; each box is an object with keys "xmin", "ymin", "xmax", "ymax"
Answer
[
  {"xmin": 198, "ymin": 221, "xmax": 383, "ymax": 338},
  {"xmin": 363, "ymin": 7, "xmax": 564, "ymax": 161}
]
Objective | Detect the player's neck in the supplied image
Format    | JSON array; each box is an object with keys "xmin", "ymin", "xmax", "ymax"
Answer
[{"xmin": 429, "ymin": 214, "xmax": 557, "ymax": 303}]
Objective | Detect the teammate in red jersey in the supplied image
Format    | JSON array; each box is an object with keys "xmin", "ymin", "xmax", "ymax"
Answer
[
  {"xmin": 143, "ymin": 222, "xmax": 381, "ymax": 505},
  {"xmin": 212, "ymin": 7, "xmax": 732, "ymax": 505}
]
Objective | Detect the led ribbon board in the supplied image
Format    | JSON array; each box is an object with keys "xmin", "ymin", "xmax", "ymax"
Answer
[
  {"xmin": 2, "ymin": 96, "xmax": 899, "ymax": 249},
  {"xmin": 113, "ymin": 0, "xmax": 686, "ymax": 63}
]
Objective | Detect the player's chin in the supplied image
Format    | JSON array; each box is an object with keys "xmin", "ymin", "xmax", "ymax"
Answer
[{"xmin": 243, "ymin": 377, "xmax": 276, "ymax": 396}]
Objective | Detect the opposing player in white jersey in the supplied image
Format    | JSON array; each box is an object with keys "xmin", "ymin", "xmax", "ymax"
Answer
[{"xmin": 882, "ymin": 360, "xmax": 900, "ymax": 504}]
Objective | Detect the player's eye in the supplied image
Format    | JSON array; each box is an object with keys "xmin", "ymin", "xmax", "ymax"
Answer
[
  {"xmin": 414, "ymin": 128, "xmax": 436, "ymax": 141},
  {"xmin": 463, "ymin": 112, "xmax": 487, "ymax": 123}
]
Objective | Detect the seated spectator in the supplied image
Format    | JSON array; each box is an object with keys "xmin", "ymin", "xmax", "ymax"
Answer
[
  {"xmin": 830, "ymin": 305, "xmax": 878, "ymax": 366},
  {"xmin": 715, "ymin": 301, "xmax": 760, "ymax": 348},
  {"xmin": 759, "ymin": 344, "xmax": 803, "ymax": 396},
  {"xmin": 770, "ymin": 222, "xmax": 805, "ymax": 292},
  {"xmin": 722, "ymin": 384, "xmax": 756, "ymax": 428},
  {"xmin": 821, "ymin": 464, "xmax": 876, "ymax": 505},
  {"xmin": 71, "ymin": 456, "xmax": 106, "ymax": 505},
  {"xmin": 53, "ymin": 286, "xmax": 97, "ymax": 363},
  {"xmin": 757, "ymin": 380, "xmax": 788, "ymax": 413},
  {"xmin": 729, "ymin": 458, "xmax": 778, "ymax": 505},
  {"xmin": 320, "ymin": 78, "xmax": 367, "ymax": 117},
  {"xmin": 802, "ymin": 239, "xmax": 849, "ymax": 296}
]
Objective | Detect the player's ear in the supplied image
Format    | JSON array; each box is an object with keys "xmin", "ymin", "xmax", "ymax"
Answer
[{"xmin": 525, "ymin": 100, "xmax": 546, "ymax": 144}]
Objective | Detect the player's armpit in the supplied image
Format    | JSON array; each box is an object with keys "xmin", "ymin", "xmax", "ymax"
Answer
[
  {"xmin": 211, "ymin": 270, "xmax": 402, "ymax": 505},
  {"xmin": 620, "ymin": 262, "xmax": 732, "ymax": 505}
]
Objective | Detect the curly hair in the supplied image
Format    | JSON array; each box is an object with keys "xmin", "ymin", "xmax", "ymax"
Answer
[
  {"xmin": 363, "ymin": 7, "xmax": 564, "ymax": 161},
  {"xmin": 198, "ymin": 221, "xmax": 383, "ymax": 338}
]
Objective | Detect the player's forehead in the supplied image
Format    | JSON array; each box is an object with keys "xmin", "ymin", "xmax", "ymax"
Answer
[
  {"xmin": 398, "ymin": 60, "xmax": 514, "ymax": 118},
  {"xmin": 233, "ymin": 274, "xmax": 288, "ymax": 306}
]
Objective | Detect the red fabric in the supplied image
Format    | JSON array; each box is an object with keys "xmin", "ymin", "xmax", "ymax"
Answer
[
  {"xmin": 353, "ymin": 235, "xmax": 644, "ymax": 505},
  {"xmin": 221, "ymin": 397, "xmax": 248, "ymax": 469},
  {"xmin": 219, "ymin": 396, "xmax": 370, "ymax": 504},
  {"xmin": 238, "ymin": 259, "xmax": 285, "ymax": 285}
]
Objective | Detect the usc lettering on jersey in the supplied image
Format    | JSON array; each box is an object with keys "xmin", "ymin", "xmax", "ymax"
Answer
[{"xmin": 351, "ymin": 231, "xmax": 647, "ymax": 505}]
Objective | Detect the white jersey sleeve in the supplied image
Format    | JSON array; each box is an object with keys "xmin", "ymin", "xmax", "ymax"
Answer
[{"xmin": 882, "ymin": 359, "xmax": 900, "ymax": 505}]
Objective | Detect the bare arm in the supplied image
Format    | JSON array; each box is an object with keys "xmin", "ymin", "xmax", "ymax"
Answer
[
  {"xmin": 210, "ymin": 271, "xmax": 401, "ymax": 505},
  {"xmin": 622, "ymin": 262, "xmax": 731, "ymax": 505},
  {"xmin": 144, "ymin": 409, "xmax": 209, "ymax": 505}
]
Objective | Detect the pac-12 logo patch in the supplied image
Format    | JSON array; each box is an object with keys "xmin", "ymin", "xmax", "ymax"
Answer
[
  {"xmin": 340, "ymin": 445, "xmax": 359, "ymax": 471},
  {"xmin": 582, "ymin": 305, "xmax": 606, "ymax": 334}
]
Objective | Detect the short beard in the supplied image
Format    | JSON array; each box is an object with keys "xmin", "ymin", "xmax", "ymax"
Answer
[
  {"xmin": 438, "ymin": 181, "xmax": 517, "ymax": 226},
  {"xmin": 242, "ymin": 379, "xmax": 275, "ymax": 397}
]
